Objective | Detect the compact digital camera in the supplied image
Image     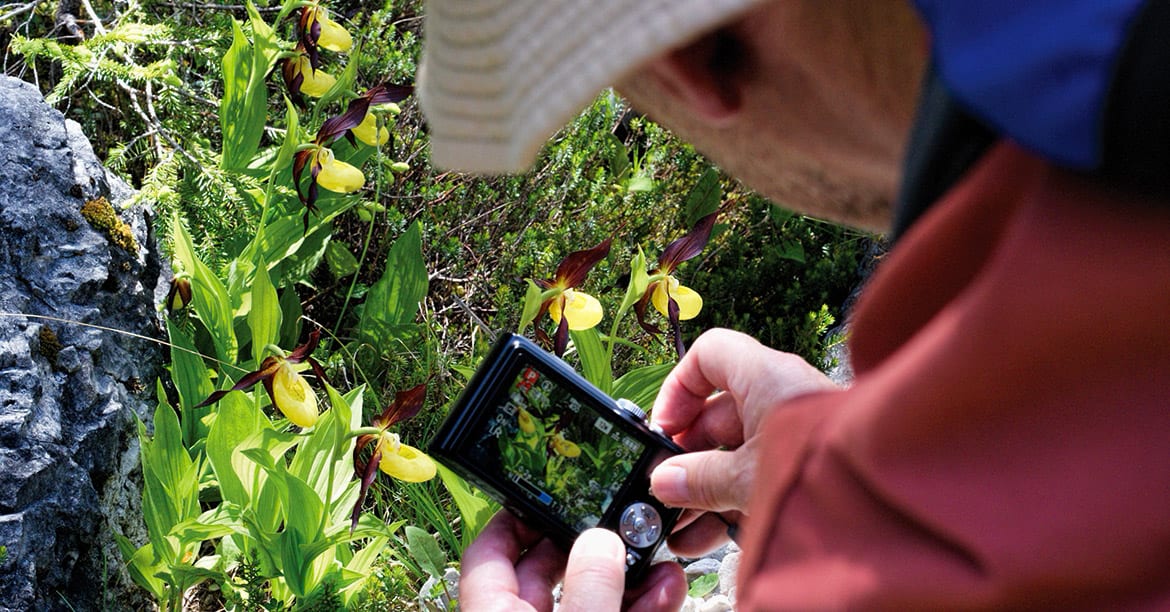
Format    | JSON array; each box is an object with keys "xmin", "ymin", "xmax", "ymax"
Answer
[{"xmin": 429, "ymin": 334, "xmax": 684, "ymax": 585}]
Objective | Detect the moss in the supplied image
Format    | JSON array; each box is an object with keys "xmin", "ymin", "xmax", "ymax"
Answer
[
  {"xmin": 38, "ymin": 326, "xmax": 62, "ymax": 365},
  {"xmin": 80, "ymin": 197, "xmax": 139, "ymax": 252}
]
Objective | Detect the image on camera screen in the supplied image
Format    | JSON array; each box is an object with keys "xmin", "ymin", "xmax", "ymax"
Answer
[{"xmin": 467, "ymin": 365, "xmax": 646, "ymax": 532}]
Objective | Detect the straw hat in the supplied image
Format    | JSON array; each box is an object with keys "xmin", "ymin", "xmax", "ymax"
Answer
[{"xmin": 419, "ymin": 0, "xmax": 768, "ymax": 173}]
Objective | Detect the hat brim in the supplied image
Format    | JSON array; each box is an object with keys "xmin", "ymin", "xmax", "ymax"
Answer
[{"xmin": 419, "ymin": 0, "xmax": 767, "ymax": 173}]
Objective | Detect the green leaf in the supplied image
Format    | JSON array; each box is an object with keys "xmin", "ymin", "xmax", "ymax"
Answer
[
  {"xmin": 603, "ymin": 132, "xmax": 630, "ymax": 179},
  {"xmin": 688, "ymin": 572, "xmax": 719, "ymax": 598},
  {"xmin": 119, "ymin": 540, "xmax": 167, "ymax": 599},
  {"xmin": 265, "ymin": 98, "xmax": 300, "ymax": 206},
  {"xmin": 569, "ymin": 328, "xmax": 611, "ymax": 394},
  {"xmin": 619, "ymin": 247, "xmax": 651, "ymax": 312},
  {"xmin": 139, "ymin": 395, "xmax": 200, "ymax": 563},
  {"xmin": 171, "ymin": 215, "xmax": 238, "ymax": 363},
  {"xmin": 277, "ymin": 287, "xmax": 304, "ymax": 349},
  {"xmin": 436, "ymin": 465, "xmax": 496, "ymax": 548},
  {"xmin": 170, "ymin": 507, "xmax": 245, "ymax": 542},
  {"xmin": 205, "ymin": 392, "xmax": 267, "ymax": 506},
  {"xmin": 317, "ymin": 40, "xmax": 362, "ymax": 110},
  {"xmin": 248, "ymin": 261, "xmax": 281, "ymax": 364},
  {"xmin": 241, "ymin": 197, "xmax": 360, "ymax": 288},
  {"xmin": 404, "ymin": 525, "xmax": 447, "ymax": 580},
  {"xmin": 518, "ymin": 279, "xmax": 544, "ymax": 333},
  {"xmin": 219, "ymin": 2, "xmax": 280, "ymax": 169},
  {"xmin": 288, "ymin": 385, "xmax": 357, "ymax": 506},
  {"xmin": 612, "ymin": 363, "xmax": 674, "ymax": 412},
  {"xmin": 165, "ymin": 321, "xmax": 213, "ymax": 446},
  {"xmin": 684, "ymin": 167, "xmax": 722, "ymax": 229},
  {"xmin": 326, "ymin": 240, "xmax": 360, "ymax": 278},
  {"xmin": 626, "ymin": 174, "xmax": 655, "ymax": 193},
  {"xmin": 778, "ymin": 239, "xmax": 806, "ymax": 264},
  {"xmin": 359, "ymin": 221, "xmax": 428, "ymax": 342},
  {"xmin": 341, "ymin": 536, "xmax": 390, "ymax": 604}
]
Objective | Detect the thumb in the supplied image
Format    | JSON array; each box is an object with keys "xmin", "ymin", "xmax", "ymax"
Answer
[
  {"xmin": 558, "ymin": 528, "xmax": 627, "ymax": 612},
  {"xmin": 650, "ymin": 449, "xmax": 753, "ymax": 512}
]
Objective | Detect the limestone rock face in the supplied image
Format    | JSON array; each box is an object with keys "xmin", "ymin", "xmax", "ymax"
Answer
[{"xmin": 0, "ymin": 75, "xmax": 165, "ymax": 611}]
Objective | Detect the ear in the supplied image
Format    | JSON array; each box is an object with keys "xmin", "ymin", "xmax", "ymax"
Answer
[{"xmin": 642, "ymin": 30, "xmax": 746, "ymax": 126}]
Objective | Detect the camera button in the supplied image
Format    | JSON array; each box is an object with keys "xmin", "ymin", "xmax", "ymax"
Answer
[
  {"xmin": 616, "ymin": 398, "xmax": 646, "ymax": 422},
  {"xmin": 625, "ymin": 550, "xmax": 641, "ymax": 568},
  {"xmin": 619, "ymin": 502, "xmax": 663, "ymax": 548}
]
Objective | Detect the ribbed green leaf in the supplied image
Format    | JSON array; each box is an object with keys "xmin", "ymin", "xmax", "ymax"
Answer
[
  {"xmin": 612, "ymin": 363, "xmax": 674, "ymax": 412},
  {"xmin": 436, "ymin": 465, "xmax": 496, "ymax": 548},
  {"xmin": 405, "ymin": 525, "xmax": 447, "ymax": 580},
  {"xmin": 171, "ymin": 214, "xmax": 237, "ymax": 363},
  {"xmin": 359, "ymin": 221, "xmax": 427, "ymax": 342},
  {"xmin": 684, "ymin": 166, "xmax": 722, "ymax": 229},
  {"xmin": 205, "ymin": 392, "xmax": 266, "ymax": 506},
  {"xmin": 165, "ymin": 320, "xmax": 213, "ymax": 446},
  {"xmin": 247, "ymin": 261, "xmax": 280, "ymax": 363},
  {"xmin": 569, "ymin": 327, "xmax": 611, "ymax": 394}
]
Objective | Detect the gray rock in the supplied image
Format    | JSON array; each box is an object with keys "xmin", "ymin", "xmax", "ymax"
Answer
[
  {"xmin": 0, "ymin": 75, "xmax": 165, "ymax": 611},
  {"xmin": 698, "ymin": 594, "xmax": 734, "ymax": 612},
  {"xmin": 683, "ymin": 557, "xmax": 721, "ymax": 577},
  {"xmin": 418, "ymin": 567, "xmax": 461, "ymax": 611},
  {"xmin": 718, "ymin": 551, "xmax": 741, "ymax": 604}
]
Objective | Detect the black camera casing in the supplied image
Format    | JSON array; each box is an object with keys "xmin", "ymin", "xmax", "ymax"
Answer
[{"xmin": 429, "ymin": 334, "xmax": 683, "ymax": 585}]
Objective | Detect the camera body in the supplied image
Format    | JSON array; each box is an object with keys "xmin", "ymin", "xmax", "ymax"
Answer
[{"xmin": 429, "ymin": 334, "xmax": 683, "ymax": 585}]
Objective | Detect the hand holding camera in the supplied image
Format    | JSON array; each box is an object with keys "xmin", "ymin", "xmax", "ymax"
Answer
[{"xmin": 429, "ymin": 334, "xmax": 686, "ymax": 584}]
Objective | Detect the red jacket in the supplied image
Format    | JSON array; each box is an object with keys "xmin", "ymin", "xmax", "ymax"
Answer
[{"xmin": 737, "ymin": 142, "xmax": 1170, "ymax": 609}]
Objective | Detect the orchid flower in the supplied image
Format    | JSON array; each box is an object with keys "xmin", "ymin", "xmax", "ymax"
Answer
[
  {"xmin": 636, "ymin": 213, "xmax": 718, "ymax": 357},
  {"xmin": 291, "ymin": 83, "xmax": 414, "ymax": 231},
  {"xmin": 351, "ymin": 384, "xmax": 436, "ymax": 531},
  {"xmin": 165, "ymin": 276, "xmax": 192, "ymax": 314},
  {"xmin": 298, "ymin": 3, "xmax": 352, "ymax": 59},
  {"xmin": 281, "ymin": 47, "xmax": 337, "ymax": 102},
  {"xmin": 195, "ymin": 329, "xmax": 329, "ymax": 428},
  {"xmin": 550, "ymin": 432, "xmax": 581, "ymax": 458},
  {"xmin": 520, "ymin": 238, "xmax": 612, "ymax": 356}
]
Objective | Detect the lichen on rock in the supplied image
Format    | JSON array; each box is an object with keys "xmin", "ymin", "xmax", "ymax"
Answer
[{"xmin": 80, "ymin": 196, "xmax": 139, "ymax": 252}]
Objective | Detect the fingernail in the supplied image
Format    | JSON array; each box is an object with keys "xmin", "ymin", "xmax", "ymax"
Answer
[
  {"xmin": 577, "ymin": 528, "xmax": 625, "ymax": 563},
  {"xmin": 651, "ymin": 464, "xmax": 689, "ymax": 505}
]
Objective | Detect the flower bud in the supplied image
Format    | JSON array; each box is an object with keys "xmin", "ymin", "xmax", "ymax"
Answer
[{"xmin": 166, "ymin": 277, "xmax": 192, "ymax": 313}]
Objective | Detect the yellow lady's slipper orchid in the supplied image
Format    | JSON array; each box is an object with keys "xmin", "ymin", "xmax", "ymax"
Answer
[
  {"xmin": 635, "ymin": 213, "xmax": 718, "ymax": 359},
  {"xmin": 311, "ymin": 7, "xmax": 352, "ymax": 53},
  {"xmin": 525, "ymin": 238, "xmax": 612, "ymax": 355},
  {"xmin": 351, "ymin": 384, "xmax": 435, "ymax": 531},
  {"xmin": 313, "ymin": 147, "xmax": 364, "ymax": 193},
  {"xmin": 376, "ymin": 432, "xmax": 437, "ymax": 482},
  {"xmin": 351, "ymin": 112, "xmax": 389, "ymax": 147},
  {"xmin": 271, "ymin": 362, "xmax": 319, "ymax": 428},
  {"xmin": 650, "ymin": 276, "xmax": 702, "ymax": 320},
  {"xmin": 517, "ymin": 408, "xmax": 536, "ymax": 433},
  {"xmin": 293, "ymin": 55, "xmax": 337, "ymax": 98},
  {"xmin": 195, "ymin": 329, "xmax": 330, "ymax": 429},
  {"xmin": 551, "ymin": 433, "xmax": 580, "ymax": 458},
  {"xmin": 548, "ymin": 288, "xmax": 604, "ymax": 330}
]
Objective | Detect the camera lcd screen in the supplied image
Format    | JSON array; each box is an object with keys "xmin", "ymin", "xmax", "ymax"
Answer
[{"xmin": 465, "ymin": 364, "xmax": 646, "ymax": 532}]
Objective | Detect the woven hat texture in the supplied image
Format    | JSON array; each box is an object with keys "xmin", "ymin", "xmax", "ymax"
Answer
[{"xmin": 419, "ymin": 0, "xmax": 767, "ymax": 172}]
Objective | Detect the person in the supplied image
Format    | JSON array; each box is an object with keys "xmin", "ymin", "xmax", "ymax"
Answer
[{"xmin": 419, "ymin": 0, "xmax": 1170, "ymax": 609}]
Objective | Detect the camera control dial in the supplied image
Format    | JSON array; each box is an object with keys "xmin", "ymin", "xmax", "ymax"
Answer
[
  {"xmin": 619, "ymin": 502, "xmax": 663, "ymax": 549},
  {"xmin": 615, "ymin": 398, "xmax": 646, "ymax": 422}
]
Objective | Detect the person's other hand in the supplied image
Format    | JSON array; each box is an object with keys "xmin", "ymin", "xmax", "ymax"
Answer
[
  {"xmin": 650, "ymin": 328, "xmax": 838, "ymax": 556},
  {"xmin": 459, "ymin": 510, "xmax": 686, "ymax": 612}
]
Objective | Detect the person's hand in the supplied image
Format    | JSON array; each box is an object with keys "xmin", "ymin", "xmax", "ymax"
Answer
[
  {"xmin": 650, "ymin": 328, "xmax": 838, "ymax": 556},
  {"xmin": 459, "ymin": 510, "xmax": 687, "ymax": 612}
]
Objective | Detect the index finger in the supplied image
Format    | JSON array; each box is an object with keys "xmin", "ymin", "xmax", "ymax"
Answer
[
  {"xmin": 652, "ymin": 328, "xmax": 836, "ymax": 443},
  {"xmin": 651, "ymin": 329, "xmax": 760, "ymax": 436}
]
